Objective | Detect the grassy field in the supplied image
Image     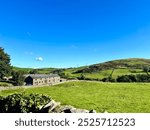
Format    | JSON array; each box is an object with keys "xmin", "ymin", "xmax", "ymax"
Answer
[
  {"xmin": 0, "ymin": 82, "xmax": 13, "ymax": 87},
  {"xmin": 13, "ymin": 66, "xmax": 56, "ymax": 74},
  {"xmin": 13, "ymin": 67, "xmax": 33, "ymax": 73},
  {"xmin": 62, "ymin": 58, "xmax": 150, "ymax": 79},
  {"xmin": 64, "ymin": 68, "xmax": 147, "ymax": 80},
  {"xmin": 1, "ymin": 81, "xmax": 150, "ymax": 113}
]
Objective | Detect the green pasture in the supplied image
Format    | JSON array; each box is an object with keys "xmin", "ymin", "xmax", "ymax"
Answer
[{"xmin": 1, "ymin": 81, "xmax": 150, "ymax": 113}]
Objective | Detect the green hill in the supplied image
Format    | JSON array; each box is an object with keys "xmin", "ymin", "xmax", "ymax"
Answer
[
  {"xmin": 13, "ymin": 67, "xmax": 33, "ymax": 73},
  {"xmin": 13, "ymin": 58, "xmax": 150, "ymax": 80},
  {"xmin": 63, "ymin": 58, "xmax": 150, "ymax": 79},
  {"xmin": 13, "ymin": 67, "xmax": 56, "ymax": 74}
]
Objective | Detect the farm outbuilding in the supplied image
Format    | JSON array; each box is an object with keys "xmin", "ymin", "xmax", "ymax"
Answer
[{"xmin": 24, "ymin": 74, "xmax": 60, "ymax": 86}]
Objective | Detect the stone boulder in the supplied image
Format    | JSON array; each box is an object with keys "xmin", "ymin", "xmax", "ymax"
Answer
[{"xmin": 40, "ymin": 100, "xmax": 60, "ymax": 113}]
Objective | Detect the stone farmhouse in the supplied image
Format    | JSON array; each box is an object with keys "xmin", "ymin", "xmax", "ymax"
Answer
[{"xmin": 24, "ymin": 74, "xmax": 61, "ymax": 86}]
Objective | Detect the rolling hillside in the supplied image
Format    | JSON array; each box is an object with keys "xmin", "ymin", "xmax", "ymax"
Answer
[
  {"xmin": 63, "ymin": 58, "xmax": 150, "ymax": 79},
  {"xmin": 13, "ymin": 58, "xmax": 150, "ymax": 80}
]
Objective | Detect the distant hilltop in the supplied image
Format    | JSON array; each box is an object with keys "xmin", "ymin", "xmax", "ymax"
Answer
[
  {"xmin": 73, "ymin": 58, "xmax": 150, "ymax": 73},
  {"xmin": 14, "ymin": 58, "xmax": 150, "ymax": 70},
  {"xmin": 13, "ymin": 58, "xmax": 150, "ymax": 80}
]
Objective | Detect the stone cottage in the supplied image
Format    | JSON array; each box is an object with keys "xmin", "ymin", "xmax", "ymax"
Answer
[{"xmin": 24, "ymin": 74, "xmax": 60, "ymax": 86}]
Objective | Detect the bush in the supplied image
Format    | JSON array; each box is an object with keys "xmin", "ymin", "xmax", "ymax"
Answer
[
  {"xmin": 102, "ymin": 77, "xmax": 116, "ymax": 82},
  {"xmin": 0, "ymin": 93, "xmax": 51, "ymax": 113},
  {"xmin": 0, "ymin": 82, "xmax": 11, "ymax": 87},
  {"xmin": 136, "ymin": 74, "xmax": 150, "ymax": 82},
  {"xmin": 29, "ymin": 69, "xmax": 39, "ymax": 74},
  {"xmin": 77, "ymin": 74, "xmax": 86, "ymax": 80},
  {"xmin": 116, "ymin": 74, "xmax": 150, "ymax": 82},
  {"xmin": 116, "ymin": 75, "xmax": 136, "ymax": 82}
]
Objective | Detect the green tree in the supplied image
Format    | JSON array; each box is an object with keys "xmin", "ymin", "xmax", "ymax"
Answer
[
  {"xmin": 29, "ymin": 69, "xmax": 39, "ymax": 74},
  {"xmin": 143, "ymin": 66, "xmax": 150, "ymax": 76},
  {"xmin": 0, "ymin": 47, "xmax": 12, "ymax": 80},
  {"xmin": 12, "ymin": 71, "xmax": 25, "ymax": 86},
  {"xmin": 78, "ymin": 73, "xmax": 86, "ymax": 80}
]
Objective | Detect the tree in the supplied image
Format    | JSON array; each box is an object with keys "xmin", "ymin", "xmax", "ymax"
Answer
[
  {"xmin": 52, "ymin": 69, "xmax": 65, "ymax": 75},
  {"xmin": 78, "ymin": 73, "xmax": 86, "ymax": 80},
  {"xmin": 136, "ymin": 74, "xmax": 150, "ymax": 82},
  {"xmin": 12, "ymin": 71, "xmax": 25, "ymax": 86},
  {"xmin": 59, "ymin": 72, "xmax": 67, "ymax": 78},
  {"xmin": 0, "ymin": 47, "xmax": 12, "ymax": 80},
  {"xmin": 29, "ymin": 69, "xmax": 39, "ymax": 74},
  {"xmin": 143, "ymin": 66, "xmax": 150, "ymax": 76},
  {"xmin": 116, "ymin": 75, "xmax": 133, "ymax": 82}
]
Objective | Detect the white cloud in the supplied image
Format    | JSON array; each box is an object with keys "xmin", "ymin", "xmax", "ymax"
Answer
[{"xmin": 36, "ymin": 57, "xmax": 43, "ymax": 61}]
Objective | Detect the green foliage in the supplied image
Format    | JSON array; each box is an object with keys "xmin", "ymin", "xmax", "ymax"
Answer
[
  {"xmin": 117, "ymin": 75, "xmax": 136, "ymax": 82},
  {"xmin": 52, "ymin": 69, "xmax": 65, "ymax": 74},
  {"xmin": 12, "ymin": 71, "xmax": 25, "ymax": 86},
  {"xmin": 58, "ymin": 72, "xmax": 69, "ymax": 79},
  {"xmin": 116, "ymin": 74, "xmax": 150, "ymax": 82},
  {"xmin": 77, "ymin": 73, "xmax": 86, "ymax": 80},
  {"xmin": 29, "ymin": 69, "xmax": 39, "ymax": 74},
  {"xmin": 102, "ymin": 77, "xmax": 116, "ymax": 82},
  {"xmin": 0, "ymin": 82, "xmax": 12, "ymax": 87},
  {"xmin": 51, "ymin": 69, "xmax": 68, "ymax": 78},
  {"xmin": 136, "ymin": 74, "xmax": 150, "ymax": 82},
  {"xmin": 0, "ymin": 93, "xmax": 51, "ymax": 113},
  {"xmin": 0, "ymin": 47, "xmax": 12, "ymax": 79},
  {"xmin": 142, "ymin": 66, "xmax": 150, "ymax": 75},
  {"xmin": 73, "ymin": 65, "xmax": 102, "ymax": 74}
]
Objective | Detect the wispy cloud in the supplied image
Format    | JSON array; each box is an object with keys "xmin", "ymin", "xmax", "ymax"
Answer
[
  {"xmin": 25, "ymin": 51, "xmax": 34, "ymax": 55},
  {"xmin": 70, "ymin": 44, "xmax": 78, "ymax": 49},
  {"xmin": 36, "ymin": 57, "xmax": 43, "ymax": 61},
  {"xmin": 93, "ymin": 48, "xmax": 98, "ymax": 52},
  {"xmin": 27, "ymin": 32, "xmax": 31, "ymax": 37}
]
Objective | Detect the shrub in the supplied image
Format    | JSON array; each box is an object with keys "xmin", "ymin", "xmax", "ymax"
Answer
[
  {"xmin": 116, "ymin": 74, "xmax": 150, "ymax": 82},
  {"xmin": 0, "ymin": 93, "xmax": 51, "ymax": 113},
  {"xmin": 136, "ymin": 74, "xmax": 150, "ymax": 82},
  {"xmin": 77, "ymin": 74, "xmax": 86, "ymax": 80},
  {"xmin": 0, "ymin": 82, "xmax": 10, "ymax": 87},
  {"xmin": 102, "ymin": 77, "xmax": 116, "ymax": 82},
  {"xmin": 116, "ymin": 75, "xmax": 136, "ymax": 82}
]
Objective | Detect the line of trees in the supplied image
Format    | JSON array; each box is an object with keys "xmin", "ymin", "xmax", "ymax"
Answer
[
  {"xmin": 77, "ymin": 73, "xmax": 150, "ymax": 83},
  {"xmin": 116, "ymin": 74, "xmax": 150, "ymax": 82}
]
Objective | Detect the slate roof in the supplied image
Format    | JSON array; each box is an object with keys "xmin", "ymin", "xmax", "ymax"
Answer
[{"xmin": 24, "ymin": 74, "xmax": 60, "ymax": 79}]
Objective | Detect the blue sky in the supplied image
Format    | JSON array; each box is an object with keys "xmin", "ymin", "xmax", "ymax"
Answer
[{"xmin": 0, "ymin": 0, "xmax": 150, "ymax": 68}]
